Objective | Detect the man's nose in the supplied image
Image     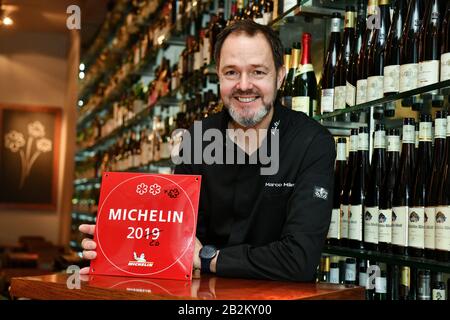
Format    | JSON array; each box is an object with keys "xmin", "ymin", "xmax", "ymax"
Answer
[{"xmin": 236, "ymin": 73, "xmax": 253, "ymax": 92}]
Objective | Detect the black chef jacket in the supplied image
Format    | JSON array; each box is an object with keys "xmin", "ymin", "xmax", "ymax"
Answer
[{"xmin": 174, "ymin": 99, "xmax": 336, "ymax": 282}]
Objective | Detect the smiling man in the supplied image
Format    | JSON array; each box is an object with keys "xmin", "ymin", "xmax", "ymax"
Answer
[{"xmin": 80, "ymin": 20, "xmax": 336, "ymax": 282}]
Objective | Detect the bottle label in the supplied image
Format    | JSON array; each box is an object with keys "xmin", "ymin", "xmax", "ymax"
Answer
[
  {"xmin": 346, "ymin": 81, "xmax": 356, "ymax": 107},
  {"xmin": 435, "ymin": 206, "xmax": 450, "ymax": 251},
  {"xmin": 418, "ymin": 60, "xmax": 439, "ymax": 87},
  {"xmin": 387, "ymin": 136, "xmax": 401, "ymax": 152},
  {"xmin": 329, "ymin": 268, "xmax": 340, "ymax": 284},
  {"xmin": 350, "ymin": 135, "xmax": 358, "ymax": 152},
  {"xmin": 440, "ymin": 52, "xmax": 450, "ymax": 81},
  {"xmin": 349, "ymin": 204, "xmax": 363, "ymax": 241},
  {"xmin": 432, "ymin": 289, "xmax": 446, "ymax": 301},
  {"xmin": 402, "ymin": 124, "xmax": 415, "ymax": 144},
  {"xmin": 399, "ymin": 63, "xmax": 419, "ymax": 92},
  {"xmin": 328, "ymin": 208, "xmax": 341, "ymax": 239},
  {"xmin": 379, "ymin": 209, "xmax": 392, "ymax": 244},
  {"xmin": 340, "ymin": 204, "xmax": 349, "ymax": 239},
  {"xmin": 254, "ymin": 17, "xmax": 265, "ymax": 25},
  {"xmin": 364, "ymin": 206, "xmax": 379, "ymax": 244},
  {"xmin": 392, "ymin": 206, "xmax": 408, "ymax": 247},
  {"xmin": 435, "ymin": 118, "xmax": 447, "ymax": 139},
  {"xmin": 359, "ymin": 132, "xmax": 369, "ymax": 151},
  {"xmin": 321, "ymin": 89, "xmax": 334, "ymax": 113},
  {"xmin": 383, "ymin": 65, "xmax": 400, "ymax": 93},
  {"xmin": 424, "ymin": 207, "xmax": 435, "ymax": 250},
  {"xmin": 337, "ymin": 142, "xmax": 347, "ymax": 161},
  {"xmin": 375, "ymin": 277, "xmax": 387, "ymax": 293},
  {"xmin": 292, "ymin": 96, "xmax": 310, "ymax": 114},
  {"xmin": 263, "ymin": 12, "xmax": 273, "ymax": 26},
  {"xmin": 408, "ymin": 207, "xmax": 425, "ymax": 249},
  {"xmin": 447, "ymin": 116, "xmax": 450, "ymax": 137},
  {"xmin": 415, "ymin": 129, "xmax": 419, "ymax": 149},
  {"xmin": 374, "ymin": 131, "xmax": 386, "ymax": 149},
  {"xmin": 419, "ymin": 122, "xmax": 432, "ymax": 142},
  {"xmin": 356, "ymin": 79, "xmax": 367, "ymax": 105},
  {"xmin": 300, "ymin": 64, "xmax": 314, "ymax": 74},
  {"xmin": 334, "ymin": 86, "xmax": 346, "ymax": 110},
  {"xmin": 359, "ymin": 272, "xmax": 368, "ymax": 287},
  {"xmin": 367, "ymin": 76, "xmax": 384, "ymax": 101},
  {"xmin": 194, "ymin": 51, "xmax": 202, "ymax": 71}
]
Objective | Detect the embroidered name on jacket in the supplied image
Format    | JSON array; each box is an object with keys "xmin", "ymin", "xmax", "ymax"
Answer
[
  {"xmin": 265, "ymin": 182, "xmax": 295, "ymax": 188},
  {"xmin": 314, "ymin": 187, "xmax": 328, "ymax": 200}
]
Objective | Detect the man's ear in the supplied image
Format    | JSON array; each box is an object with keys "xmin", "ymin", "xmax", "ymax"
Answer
[{"xmin": 277, "ymin": 67, "xmax": 286, "ymax": 90}]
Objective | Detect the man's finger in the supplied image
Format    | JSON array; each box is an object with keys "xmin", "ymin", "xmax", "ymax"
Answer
[
  {"xmin": 82, "ymin": 250, "xmax": 97, "ymax": 260},
  {"xmin": 79, "ymin": 224, "xmax": 95, "ymax": 236},
  {"xmin": 81, "ymin": 238, "xmax": 97, "ymax": 250},
  {"xmin": 79, "ymin": 267, "xmax": 90, "ymax": 275}
]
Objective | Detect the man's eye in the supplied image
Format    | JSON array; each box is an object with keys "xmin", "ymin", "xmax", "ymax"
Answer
[
  {"xmin": 225, "ymin": 70, "xmax": 237, "ymax": 76},
  {"xmin": 253, "ymin": 70, "xmax": 266, "ymax": 76}
]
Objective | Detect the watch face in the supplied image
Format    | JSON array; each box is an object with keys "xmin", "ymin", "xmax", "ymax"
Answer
[{"xmin": 200, "ymin": 245, "xmax": 217, "ymax": 259}]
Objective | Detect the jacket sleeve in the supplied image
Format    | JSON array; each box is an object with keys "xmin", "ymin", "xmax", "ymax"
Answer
[{"xmin": 216, "ymin": 132, "xmax": 336, "ymax": 281}]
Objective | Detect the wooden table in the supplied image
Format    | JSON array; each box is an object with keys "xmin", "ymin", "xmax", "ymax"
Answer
[{"xmin": 10, "ymin": 273, "xmax": 364, "ymax": 300}]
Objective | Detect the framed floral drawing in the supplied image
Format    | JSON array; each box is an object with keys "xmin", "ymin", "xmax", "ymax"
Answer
[{"xmin": 0, "ymin": 104, "xmax": 61, "ymax": 210}]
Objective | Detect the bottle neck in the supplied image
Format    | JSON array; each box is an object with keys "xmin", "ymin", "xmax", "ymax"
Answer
[
  {"xmin": 301, "ymin": 37, "xmax": 312, "ymax": 65},
  {"xmin": 291, "ymin": 48, "xmax": 301, "ymax": 69}
]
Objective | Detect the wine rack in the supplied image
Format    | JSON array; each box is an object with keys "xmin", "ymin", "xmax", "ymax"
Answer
[{"xmin": 73, "ymin": 0, "xmax": 450, "ymax": 300}]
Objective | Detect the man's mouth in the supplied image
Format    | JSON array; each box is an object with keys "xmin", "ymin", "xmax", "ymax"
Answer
[{"xmin": 234, "ymin": 96, "xmax": 259, "ymax": 103}]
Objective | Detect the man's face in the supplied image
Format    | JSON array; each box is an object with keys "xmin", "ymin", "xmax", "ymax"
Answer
[{"xmin": 217, "ymin": 32, "xmax": 284, "ymax": 127}]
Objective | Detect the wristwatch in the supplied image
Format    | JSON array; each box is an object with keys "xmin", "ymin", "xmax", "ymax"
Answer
[{"xmin": 199, "ymin": 245, "xmax": 217, "ymax": 274}]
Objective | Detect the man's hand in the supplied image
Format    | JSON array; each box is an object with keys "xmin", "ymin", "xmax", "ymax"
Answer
[
  {"xmin": 193, "ymin": 237, "xmax": 203, "ymax": 270},
  {"xmin": 78, "ymin": 224, "xmax": 97, "ymax": 275}
]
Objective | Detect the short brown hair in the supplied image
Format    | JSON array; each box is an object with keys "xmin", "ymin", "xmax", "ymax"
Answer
[{"xmin": 214, "ymin": 19, "xmax": 284, "ymax": 72}]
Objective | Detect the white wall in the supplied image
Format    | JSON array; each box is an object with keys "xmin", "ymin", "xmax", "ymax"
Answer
[{"xmin": 0, "ymin": 29, "xmax": 76, "ymax": 245}]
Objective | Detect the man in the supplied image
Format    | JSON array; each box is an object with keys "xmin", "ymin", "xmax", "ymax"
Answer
[{"xmin": 79, "ymin": 20, "xmax": 335, "ymax": 282}]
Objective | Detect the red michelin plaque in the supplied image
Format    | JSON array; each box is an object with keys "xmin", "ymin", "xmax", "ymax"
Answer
[{"xmin": 90, "ymin": 172, "xmax": 201, "ymax": 281}]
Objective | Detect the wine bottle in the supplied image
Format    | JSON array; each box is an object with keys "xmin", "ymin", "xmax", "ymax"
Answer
[
  {"xmin": 279, "ymin": 48, "xmax": 292, "ymax": 100},
  {"xmin": 418, "ymin": 0, "xmax": 446, "ymax": 106},
  {"xmin": 425, "ymin": 111, "xmax": 447, "ymax": 259},
  {"xmin": 436, "ymin": 113, "xmax": 450, "ymax": 262},
  {"xmin": 340, "ymin": 129, "xmax": 359, "ymax": 247},
  {"xmin": 329, "ymin": 258, "xmax": 340, "ymax": 284},
  {"xmin": 328, "ymin": 138, "xmax": 347, "ymax": 245},
  {"xmin": 365, "ymin": 260, "xmax": 377, "ymax": 300},
  {"xmin": 392, "ymin": 118, "xmax": 416, "ymax": 255},
  {"xmin": 338, "ymin": 258, "xmax": 346, "ymax": 284},
  {"xmin": 384, "ymin": 0, "xmax": 408, "ymax": 97},
  {"xmin": 399, "ymin": 266, "xmax": 411, "ymax": 300},
  {"xmin": 349, "ymin": 126, "xmax": 370, "ymax": 249},
  {"xmin": 367, "ymin": 0, "xmax": 391, "ymax": 108},
  {"xmin": 417, "ymin": 270, "xmax": 431, "ymax": 300},
  {"xmin": 358, "ymin": 259, "xmax": 368, "ymax": 288},
  {"xmin": 374, "ymin": 263, "xmax": 388, "ymax": 300},
  {"xmin": 319, "ymin": 256, "xmax": 330, "ymax": 282},
  {"xmin": 292, "ymin": 33, "xmax": 317, "ymax": 116},
  {"xmin": 263, "ymin": 0, "xmax": 274, "ymax": 25},
  {"xmin": 347, "ymin": 0, "xmax": 366, "ymax": 113},
  {"xmin": 335, "ymin": 6, "xmax": 356, "ymax": 120},
  {"xmin": 321, "ymin": 12, "xmax": 341, "ymax": 115},
  {"xmin": 356, "ymin": 0, "xmax": 378, "ymax": 106},
  {"xmin": 283, "ymin": 42, "xmax": 301, "ymax": 109},
  {"xmin": 400, "ymin": 0, "xmax": 425, "ymax": 109},
  {"xmin": 409, "ymin": 114, "xmax": 433, "ymax": 258},
  {"xmin": 379, "ymin": 128, "xmax": 400, "ymax": 253},
  {"xmin": 431, "ymin": 272, "xmax": 447, "ymax": 300},
  {"xmin": 365, "ymin": 124, "xmax": 386, "ymax": 251},
  {"xmin": 344, "ymin": 258, "xmax": 357, "ymax": 285},
  {"xmin": 441, "ymin": 1, "xmax": 450, "ymax": 81}
]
